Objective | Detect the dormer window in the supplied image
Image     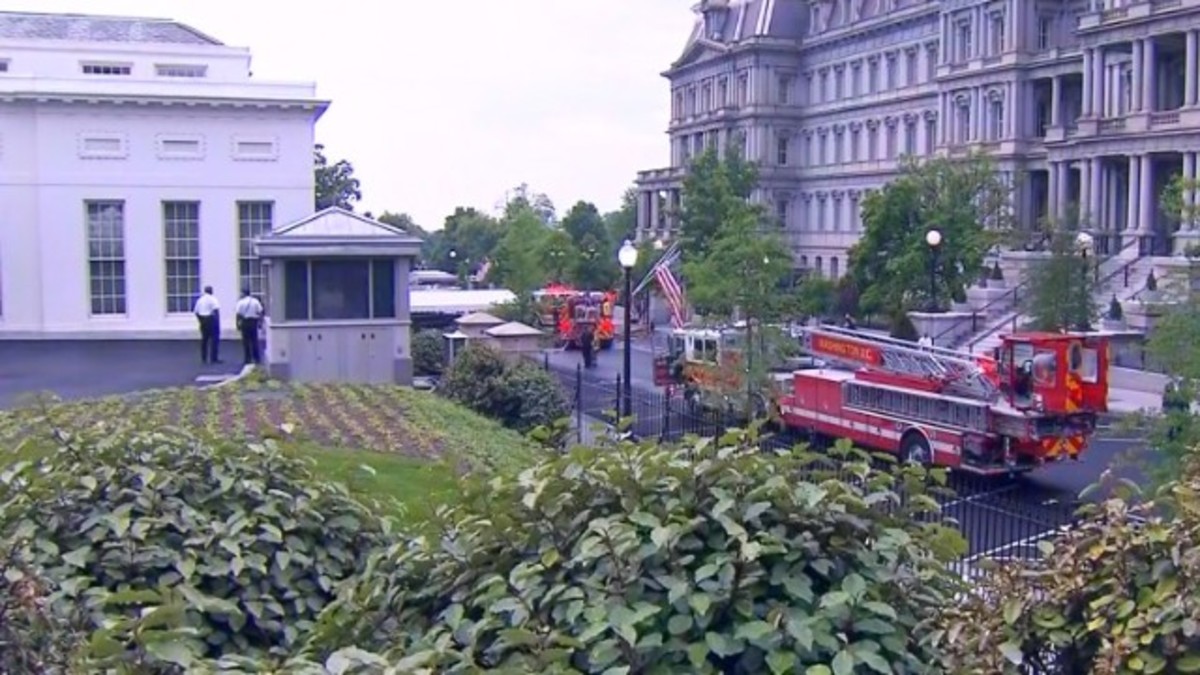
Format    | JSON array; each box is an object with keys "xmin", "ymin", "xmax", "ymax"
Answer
[
  {"xmin": 81, "ymin": 62, "xmax": 131, "ymax": 76},
  {"xmin": 702, "ymin": 0, "xmax": 730, "ymax": 40},
  {"xmin": 156, "ymin": 64, "xmax": 207, "ymax": 78}
]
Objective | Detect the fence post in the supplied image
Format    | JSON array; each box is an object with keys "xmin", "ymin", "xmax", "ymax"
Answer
[
  {"xmin": 661, "ymin": 387, "xmax": 671, "ymax": 442},
  {"xmin": 544, "ymin": 351, "xmax": 550, "ymax": 371},
  {"xmin": 575, "ymin": 364, "xmax": 583, "ymax": 444},
  {"xmin": 614, "ymin": 374, "xmax": 623, "ymax": 428}
]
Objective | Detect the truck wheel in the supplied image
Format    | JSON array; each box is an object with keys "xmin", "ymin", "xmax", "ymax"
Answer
[{"xmin": 900, "ymin": 430, "xmax": 933, "ymax": 466}]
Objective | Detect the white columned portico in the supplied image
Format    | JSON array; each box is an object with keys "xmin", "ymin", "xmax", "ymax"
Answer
[
  {"xmin": 1186, "ymin": 30, "xmax": 1198, "ymax": 107},
  {"xmin": 1082, "ymin": 50, "xmax": 1094, "ymax": 116},
  {"xmin": 1131, "ymin": 40, "xmax": 1144, "ymax": 112},
  {"xmin": 1143, "ymin": 38, "xmax": 1157, "ymax": 113},
  {"xmin": 1127, "ymin": 155, "xmax": 1141, "ymax": 235}
]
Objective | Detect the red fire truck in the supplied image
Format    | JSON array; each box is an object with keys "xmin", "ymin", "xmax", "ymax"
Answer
[
  {"xmin": 775, "ymin": 326, "xmax": 1110, "ymax": 474},
  {"xmin": 555, "ymin": 291, "xmax": 617, "ymax": 350}
]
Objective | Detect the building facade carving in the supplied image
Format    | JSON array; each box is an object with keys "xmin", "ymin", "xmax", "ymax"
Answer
[{"xmin": 636, "ymin": 0, "xmax": 1200, "ymax": 278}]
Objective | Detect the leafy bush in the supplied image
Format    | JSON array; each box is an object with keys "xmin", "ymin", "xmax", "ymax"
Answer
[
  {"xmin": 890, "ymin": 311, "xmax": 919, "ymax": 341},
  {"xmin": 412, "ymin": 328, "xmax": 446, "ymax": 376},
  {"xmin": 0, "ymin": 428, "xmax": 387, "ymax": 663},
  {"xmin": 0, "ymin": 550, "xmax": 87, "ymax": 673},
  {"xmin": 308, "ymin": 436, "xmax": 964, "ymax": 673},
  {"xmin": 934, "ymin": 466, "xmax": 1200, "ymax": 673},
  {"xmin": 440, "ymin": 343, "xmax": 568, "ymax": 433}
]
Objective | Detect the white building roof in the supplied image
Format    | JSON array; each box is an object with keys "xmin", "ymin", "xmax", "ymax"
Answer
[
  {"xmin": 0, "ymin": 12, "xmax": 221, "ymax": 45},
  {"xmin": 456, "ymin": 311, "xmax": 505, "ymax": 326},
  {"xmin": 273, "ymin": 207, "xmax": 409, "ymax": 238},
  {"xmin": 411, "ymin": 289, "xmax": 516, "ymax": 315},
  {"xmin": 485, "ymin": 322, "xmax": 544, "ymax": 338}
]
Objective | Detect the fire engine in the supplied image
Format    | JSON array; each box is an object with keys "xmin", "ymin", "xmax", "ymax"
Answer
[
  {"xmin": 533, "ymin": 284, "xmax": 578, "ymax": 328},
  {"xmin": 555, "ymin": 291, "xmax": 618, "ymax": 350},
  {"xmin": 664, "ymin": 324, "xmax": 1110, "ymax": 474}
]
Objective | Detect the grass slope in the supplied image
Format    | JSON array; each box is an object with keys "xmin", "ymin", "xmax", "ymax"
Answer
[{"xmin": 0, "ymin": 378, "xmax": 537, "ymax": 520}]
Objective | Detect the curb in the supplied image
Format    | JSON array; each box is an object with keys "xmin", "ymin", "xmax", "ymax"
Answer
[{"xmin": 199, "ymin": 364, "xmax": 255, "ymax": 390}]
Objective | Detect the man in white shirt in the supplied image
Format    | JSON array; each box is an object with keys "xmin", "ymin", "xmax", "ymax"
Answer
[
  {"xmin": 192, "ymin": 286, "xmax": 221, "ymax": 364},
  {"xmin": 235, "ymin": 287, "xmax": 265, "ymax": 365},
  {"xmin": 917, "ymin": 334, "xmax": 933, "ymax": 348}
]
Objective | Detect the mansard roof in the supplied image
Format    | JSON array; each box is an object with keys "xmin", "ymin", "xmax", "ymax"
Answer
[
  {"xmin": 0, "ymin": 12, "xmax": 222, "ymax": 46},
  {"xmin": 672, "ymin": 0, "xmax": 806, "ymax": 70}
]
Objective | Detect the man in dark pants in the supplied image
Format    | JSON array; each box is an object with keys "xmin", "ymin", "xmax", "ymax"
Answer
[
  {"xmin": 235, "ymin": 287, "xmax": 265, "ymax": 366},
  {"xmin": 192, "ymin": 286, "xmax": 221, "ymax": 364},
  {"xmin": 580, "ymin": 325, "xmax": 595, "ymax": 369}
]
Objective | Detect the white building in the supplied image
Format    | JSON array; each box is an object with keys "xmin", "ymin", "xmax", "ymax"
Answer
[{"xmin": 0, "ymin": 12, "xmax": 327, "ymax": 338}]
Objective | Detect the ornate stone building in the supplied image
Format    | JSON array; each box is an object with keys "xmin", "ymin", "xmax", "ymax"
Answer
[{"xmin": 635, "ymin": 0, "xmax": 1200, "ymax": 277}]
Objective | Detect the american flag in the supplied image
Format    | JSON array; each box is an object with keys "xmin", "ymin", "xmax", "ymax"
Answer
[{"xmin": 638, "ymin": 242, "xmax": 686, "ymax": 329}]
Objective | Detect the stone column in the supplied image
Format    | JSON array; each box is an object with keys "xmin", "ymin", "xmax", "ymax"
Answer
[
  {"xmin": 1089, "ymin": 158, "xmax": 1104, "ymax": 229},
  {"xmin": 973, "ymin": 88, "xmax": 983, "ymax": 141},
  {"xmin": 1057, "ymin": 162, "xmax": 1071, "ymax": 218},
  {"xmin": 1138, "ymin": 153, "xmax": 1154, "ymax": 236},
  {"xmin": 1092, "ymin": 47, "xmax": 1105, "ymax": 117},
  {"xmin": 1127, "ymin": 155, "xmax": 1141, "ymax": 234},
  {"xmin": 1048, "ymin": 162, "xmax": 1060, "ymax": 221},
  {"xmin": 649, "ymin": 190, "xmax": 661, "ymax": 233},
  {"xmin": 1050, "ymin": 75, "xmax": 1062, "ymax": 127},
  {"xmin": 637, "ymin": 191, "xmax": 651, "ymax": 233},
  {"xmin": 1082, "ymin": 50, "xmax": 1094, "ymax": 117},
  {"xmin": 1080, "ymin": 159, "xmax": 1093, "ymax": 223},
  {"xmin": 1131, "ymin": 40, "xmax": 1143, "ymax": 112},
  {"xmin": 1186, "ymin": 30, "xmax": 1198, "ymax": 107},
  {"xmin": 940, "ymin": 14, "xmax": 950, "ymax": 64},
  {"xmin": 1143, "ymin": 38, "xmax": 1157, "ymax": 113}
]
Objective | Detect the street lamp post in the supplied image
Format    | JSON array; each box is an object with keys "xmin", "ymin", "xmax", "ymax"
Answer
[
  {"xmin": 618, "ymin": 240, "xmax": 639, "ymax": 419},
  {"xmin": 1076, "ymin": 231, "xmax": 1095, "ymax": 331},
  {"xmin": 925, "ymin": 229, "xmax": 943, "ymax": 312}
]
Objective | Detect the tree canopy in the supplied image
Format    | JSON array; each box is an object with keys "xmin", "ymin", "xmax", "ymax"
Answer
[
  {"xmin": 314, "ymin": 144, "xmax": 362, "ymax": 211},
  {"xmin": 849, "ymin": 155, "xmax": 1010, "ymax": 315},
  {"xmin": 679, "ymin": 142, "xmax": 758, "ymax": 259},
  {"xmin": 491, "ymin": 203, "xmax": 551, "ymax": 297},
  {"xmin": 1021, "ymin": 214, "xmax": 1099, "ymax": 332}
]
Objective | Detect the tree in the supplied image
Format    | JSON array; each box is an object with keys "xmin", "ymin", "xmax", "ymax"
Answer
[
  {"xmin": 679, "ymin": 143, "xmax": 758, "ymax": 258},
  {"xmin": 538, "ymin": 228, "xmax": 576, "ymax": 284},
  {"xmin": 376, "ymin": 211, "xmax": 424, "ymax": 237},
  {"xmin": 314, "ymin": 144, "xmax": 362, "ymax": 211},
  {"xmin": 849, "ymin": 155, "xmax": 1010, "ymax": 315},
  {"xmin": 491, "ymin": 203, "xmax": 550, "ymax": 296},
  {"xmin": 603, "ymin": 187, "xmax": 638, "ymax": 245},
  {"xmin": 1022, "ymin": 218, "xmax": 1099, "ymax": 332},
  {"xmin": 439, "ymin": 343, "xmax": 568, "ymax": 433},
  {"xmin": 1160, "ymin": 173, "xmax": 1200, "ymax": 233},
  {"xmin": 572, "ymin": 232, "xmax": 619, "ymax": 290},
  {"xmin": 560, "ymin": 201, "xmax": 609, "ymax": 249},
  {"xmin": 426, "ymin": 208, "xmax": 503, "ymax": 273},
  {"xmin": 794, "ymin": 276, "xmax": 838, "ymax": 320},
  {"xmin": 504, "ymin": 183, "xmax": 556, "ymax": 225}
]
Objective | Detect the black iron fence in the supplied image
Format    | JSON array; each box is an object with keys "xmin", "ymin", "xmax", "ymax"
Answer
[{"xmin": 537, "ymin": 356, "xmax": 1080, "ymax": 583}]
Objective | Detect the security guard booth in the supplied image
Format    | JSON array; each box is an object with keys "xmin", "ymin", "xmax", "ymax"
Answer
[{"xmin": 255, "ymin": 207, "xmax": 422, "ymax": 385}]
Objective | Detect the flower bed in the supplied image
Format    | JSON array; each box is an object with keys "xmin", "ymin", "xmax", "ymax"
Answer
[{"xmin": 0, "ymin": 379, "xmax": 535, "ymax": 470}]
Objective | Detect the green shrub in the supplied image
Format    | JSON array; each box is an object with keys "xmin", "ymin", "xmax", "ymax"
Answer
[
  {"xmin": 0, "ymin": 550, "xmax": 88, "ymax": 673},
  {"xmin": 0, "ymin": 428, "xmax": 387, "ymax": 663},
  {"xmin": 890, "ymin": 311, "xmax": 920, "ymax": 341},
  {"xmin": 440, "ymin": 343, "xmax": 568, "ymax": 433},
  {"xmin": 412, "ymin": 328, "xmax": 446, "ymax": 376},
  {"xmin": 934, "ymin": 466, "xmax": 1200, "ymax": 673},
  {"xmin": 308, "ymin": 435, "xmax": 963, "ymax": 673}
]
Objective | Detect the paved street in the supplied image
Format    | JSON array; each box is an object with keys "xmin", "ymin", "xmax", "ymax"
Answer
[{"xmin": 0, "ymin": 340, "xmax": 242, "ymax": 409}]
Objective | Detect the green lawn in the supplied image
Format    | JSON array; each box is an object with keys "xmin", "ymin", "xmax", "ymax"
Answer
[{"xmin": 0, "ymin": 378, "xmax": 536, "ymax": 522}]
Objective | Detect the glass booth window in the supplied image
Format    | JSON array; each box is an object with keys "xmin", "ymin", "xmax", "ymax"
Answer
[{"xmin": 283, "ymin": 258, "xmax": 397, "ymax": 321}]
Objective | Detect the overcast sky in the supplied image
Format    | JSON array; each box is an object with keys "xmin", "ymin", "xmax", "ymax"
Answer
[{"xmin": 17, "ymin": 0, "xmax": 697, "ymax": 229}]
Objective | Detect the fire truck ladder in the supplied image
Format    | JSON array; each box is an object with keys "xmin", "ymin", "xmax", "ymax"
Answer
[{"xmin": 801, "ymin": 326, "xmax": 1001, "ymax": 402}]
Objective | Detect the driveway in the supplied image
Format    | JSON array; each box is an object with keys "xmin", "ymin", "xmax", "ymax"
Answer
[{"xmin": 0, "ymin": 340, "xmax": 243, "ymax": 409}]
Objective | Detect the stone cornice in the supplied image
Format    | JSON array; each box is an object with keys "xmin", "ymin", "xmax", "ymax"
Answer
[{"xmin": 0, "ymin": 92, "xmax": 327, "ymax": 114}]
